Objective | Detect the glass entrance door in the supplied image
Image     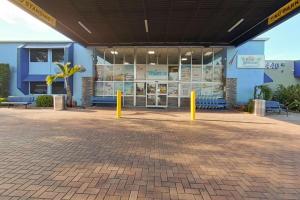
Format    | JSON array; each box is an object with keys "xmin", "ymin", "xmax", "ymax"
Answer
[{"xmin": 146, "ymin": 82, "xmax": 168, "ymax": 107}]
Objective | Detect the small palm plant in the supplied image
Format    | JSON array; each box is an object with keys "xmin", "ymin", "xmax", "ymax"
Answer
[{"xmin": 46, "ymin": 62, "xmax": 86, "ymax": 106}]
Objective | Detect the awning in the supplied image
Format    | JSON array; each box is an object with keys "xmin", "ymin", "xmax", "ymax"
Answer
[
  {"xmin": 264, "ymin": 73, "xmax": 273, "ymax": 83},
  {"xmin": 23, "ymin": 75, "xmax": 64, "ymax": 82},
  {"xmin": 21, "ymin": 43, "xmax": 72, "ymax": 49}
]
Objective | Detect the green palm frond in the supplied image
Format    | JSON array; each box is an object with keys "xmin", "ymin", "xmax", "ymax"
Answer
[
  {"xmin": 68, "ymin": 65, "xmax": 86, "ymax": 76},
  {"xmin": 46, "ymin": 73, "xmax": 64, "ymax": 85},
  {"xmin": 54, "ymin": 62, "xmax": 67, "ymax": 74}
]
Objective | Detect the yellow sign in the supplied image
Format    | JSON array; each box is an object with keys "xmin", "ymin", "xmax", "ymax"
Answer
[
  {"xmin": 9, "ymin": 0, "xmax": 56, "ymax": 27},
  {"xmin": 268, "ymin": 0, "xmax": 300, "ymax": 25}
]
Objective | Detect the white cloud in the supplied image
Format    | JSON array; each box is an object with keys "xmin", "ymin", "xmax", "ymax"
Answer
[{"xmin": 0, "ymin": 0, "xmax": 51, "ymax": 31}]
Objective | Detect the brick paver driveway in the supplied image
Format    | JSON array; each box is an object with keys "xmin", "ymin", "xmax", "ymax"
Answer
[{"xmin": 0, "ymin": 108, "xmax": 300, "ymax": 200}]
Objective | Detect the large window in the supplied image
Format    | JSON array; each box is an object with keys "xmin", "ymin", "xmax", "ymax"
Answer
[
  {"xmin": 94, "ymin": 47, "xmax": 226, "ymax": 107},
  {"xmin": 52, "ymin": 49, "xmax": 64, "ymax": 63},
  {"xmin": 30, "ymin": 82, "xmax": 47, "ymax": 94},
  {"xmin": 30, "ymin": 49, "xmax": 48, "ymax": 62},
  {"xmin": 52, "ymin": 82, "xmax": 66, "ymax": 94}
]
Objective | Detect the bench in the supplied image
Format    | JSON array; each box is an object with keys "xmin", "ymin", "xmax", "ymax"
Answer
[
  {"xmin": 1, "ymin": 96, "xmax": 35, "ymax": 109},
  {"xmin": 266, "ymin": 100, "xmax": 288, "ymax": 116},
  {"xmin": 91, "ymin": 96, "xmax": 117, "ymax": 106},
  {"xmin": 196, "ymin": 98, "xmax": 227, "ymax": 109}
]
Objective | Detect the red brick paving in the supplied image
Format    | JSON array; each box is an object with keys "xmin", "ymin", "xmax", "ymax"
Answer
[{"xmin": 0, "ymin": 108, "xmax": 300, "ymax": 199}]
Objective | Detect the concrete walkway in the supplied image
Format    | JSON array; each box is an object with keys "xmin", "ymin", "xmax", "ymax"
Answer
[{"xmin": 0, "ymin": 108, "xmax": 300, "ymax": 200}]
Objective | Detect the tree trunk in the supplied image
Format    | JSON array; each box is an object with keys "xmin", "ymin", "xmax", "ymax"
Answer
[{"xmin": 65, "ymin": 78, "xmax": 72, "ymax": 107}]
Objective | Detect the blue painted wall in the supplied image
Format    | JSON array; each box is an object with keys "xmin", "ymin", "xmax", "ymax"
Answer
[
  {"xmin": 294, "ymin": 60, "xmax": 300, "ymax": 78},
  {"xmin": 227, "ymin": 40, "xmax": 265, "ymax": 104},
  {"xmin": 0, "ymin": 43, "xmax": 24, "ymax": 96},
  {"xmin": 73, "ymin": 43, "xmax": 93, "ymax": 105}
]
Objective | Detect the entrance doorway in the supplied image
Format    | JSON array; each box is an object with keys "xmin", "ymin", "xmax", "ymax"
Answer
[{"xmin": 146, "ymin": 82, "xmax": 168, "ymax": 107}]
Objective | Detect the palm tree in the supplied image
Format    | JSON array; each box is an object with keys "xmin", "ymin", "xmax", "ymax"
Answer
[{"xmin": 46, "ymin": 62, "xmax": 86, "ymax": 106}]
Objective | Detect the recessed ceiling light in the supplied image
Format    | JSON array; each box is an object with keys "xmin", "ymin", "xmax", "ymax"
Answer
[
  {"xmin": 204, "ymin": 52, "xmax": 213, "ymax": 56},
  {"xmin": 110, "ymin": 51, "xmax": 118, "ymax": 55},
  {"xmin": 149, "ymin": 62, "xmax": 156, "ymax": 65},
  {"xmin": 181, "ymin": 58, "xmax": 188, "ymax": 61},
  {"xmin": 124, "ymin": 62, "xmax": 129, "ymax": 65},
  {"xmin": 148, "ymin": 51, "xmax": 155, "ymax": 54}
]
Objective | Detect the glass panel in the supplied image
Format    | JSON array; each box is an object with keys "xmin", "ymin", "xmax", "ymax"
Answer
[
  {"xmin": 124, "ymin": 96, "xmax": 134, "ymax": 107},
  {"xmin": 203, "ymin": 65, "xmax": 213, "ymax": 82},
  {"xmin": 203, "ymin": 48, "xmax": 213, "ymax": 65},
  {"xmin": 113, "ymin": 65, "xmax": 124, "ymax": 81},
  {"xmin": 96, "ymin": 65, "xmax": 113, "ymax": 81},
  {"xmin": 114, "ymin": 48, "xmax": 134, "ymax": 64},
  {"xmin": 192, "ymin": 83, "xmax": 202, "ymax": 97},
  {"xmin": 180, "ymin": 83, "xmax": 191, "ymax": 97},
  {"xmin": 136, "ymin": 64, "xmax": 146, "ymax": 80},
  {"xmin": 124, "ymin": 65, "xmax": 134, "ymax": 81},
  {"xmin": 213, "ymin": 65, "xmax": 223, "ymax": 82},
  {"xmin": 158, "ymin": 84, "xmax": 167, "ymax": 94},
  {"xmin": 136, "ymin": 83, "xmax": 146, "ymax": 96},
  {"xmin": 168, "ymin": 82, "xmax": 178, "ymax": 96},
  {"xmin": 213, "ymin": 48, "xmax": 225, "ymax": 82},
  {"xmin": 168, "ymin": 48, "xmax": 179, "ymax": 64},
  {"xmin": 212, "ymin": 83, "xmax": 224, "ymax": 97},
  {"xmin": 147, "ymin": 48, "xmax": 167, "ymax": 65},
  {"xmin": 146, "ymin": 65, "xmax": 168, "ymax": 80},
  {"xmin": 147, "ymin": 95, "xmax": 156, "ymax": 106},
  {"xmin": 136, "ymin": 96, "xmax": 146, "ymax": 106},
  {"xmin": 96, "ymin": 48, "xmax": 105, "ymax": 65},
  {"xmin": 181, "ymin": 65, "xmax": 191, "ymax": 81},
  {"xmin": 124, "ymin": 82, "xmax": 134, "ymax": 95},
  {"xmin": 114, "ymin": 82, "xmax": 123, "ymax": 94},
  {"xmin": 181, "ymin": 48, "xmax": 192, "ymax": 65},
  {"xmin": 168, "ymin": 97, "xmax": 178, "ymax": 107},
  {"xmin": 105, "ymin": 48, "xmax": 114, "ymax": 64},
  {"xmin": 191, "ymin": 48, "xmax": 202, "ymax": 65},
  {"xmin": 168, "ymin": 65, "xmax": 179, "ymax": 81},
  {"xmin": 201, "ymin": 83, "xmax": 213, "ymax": 96},
  {"xmin": 103, "ymin": 82, "xmax": 114, "ymax": 95},
  {"xmin": 192, "ymin": 65, "xmax": 202, "ymax": 82},
  {"xmin": 147, "ymin": 83, "xmax": 156, "ymax": 95},
  {"xmin": 52, "ymin": 82, "xmax": 66, "ymax": 94},
  {"xmin": 95, "ymin": 82, "xmax": 104, "ymax": 96},
  {"xmin": 52, "ymin": 49, "xmax": 64, "ymax": 63},
  {"xmin": 157, "ymin": 95, "xmax": 167, "ymax": 106},
  {"xmin": 30, "ymin": 49, "xmax": 48, "ymax": 62},
  {"xmin": 30, "ymin": 82, "xmax": 47, "ymax": 94},
  {"xmin": 136, "ymin": 48, "xmax": 147, "ymax": 64}
]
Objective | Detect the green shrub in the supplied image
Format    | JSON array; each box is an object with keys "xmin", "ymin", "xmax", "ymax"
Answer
[
  {"xmin": 36, "ymin": 95, "xmax": 53, "ymax": 107},
  {"xmin": 0, "ymin": 64, "xmax": 10, "ymax": 98},
  {"xmin": 247, "ymin": 99, "xmax": 254, "ymax": 113},
  {"xmin": 273, "ymin": 84, "xmax": 300, "ymax": 111}
]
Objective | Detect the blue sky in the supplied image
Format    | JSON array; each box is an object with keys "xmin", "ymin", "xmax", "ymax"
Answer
[{"xmin": 0, "ymin": 0, "xmax": 299, "ymax": 60}]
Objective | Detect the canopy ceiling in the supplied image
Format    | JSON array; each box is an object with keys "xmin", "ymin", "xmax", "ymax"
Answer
[{"xmin": 15, "ymin": 0, "xmax": 300, "ymax": 46}]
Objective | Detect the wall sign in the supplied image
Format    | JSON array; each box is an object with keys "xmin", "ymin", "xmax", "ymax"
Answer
[
  {"xmin": 268, "ymin": 0, "xmax": 300, "ymax": 25},
  {"xmin": 9, "ymin": 0, "xmax": 56, "ymax": 27},
  {"xmin": 237, "ymin": 55, "xmax": 265, "ymax": 69}
]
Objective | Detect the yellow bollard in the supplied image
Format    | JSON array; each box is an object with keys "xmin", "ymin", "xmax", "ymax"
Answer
[
  {"xmin": 116, "ymin": 90, "xmax": 122, "ymax": 119},
  {"xmin": 190, "ymin": 91, "xmax": 196, "ymax": 121}
]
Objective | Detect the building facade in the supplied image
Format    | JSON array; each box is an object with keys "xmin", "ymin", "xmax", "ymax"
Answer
[
  {"xmin": 264, "ymin": 60, "xmax": 300, "ymax": 90},
  {"xmin": 0, "ymin": 39, "xmax": 267, "ymax": 108}
]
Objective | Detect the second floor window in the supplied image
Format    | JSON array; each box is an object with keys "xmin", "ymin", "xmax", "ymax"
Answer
[
  {"xmin": 30, "ymin": 49, "xmax": 48, "ymax": 62},
  {"xmin": 52, "ymin": 49, "xmax": 64, "ymax": 63}
]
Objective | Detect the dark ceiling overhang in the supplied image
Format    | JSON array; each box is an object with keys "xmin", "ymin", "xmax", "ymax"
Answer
[{"xmin": 10, "ymin": 0, "xmax": 300, "ymax": 47}]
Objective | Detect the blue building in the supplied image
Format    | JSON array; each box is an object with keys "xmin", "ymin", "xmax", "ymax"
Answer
[{"xmin": 0, "ymin": 39, "xmax": 266, "ymax": 108}]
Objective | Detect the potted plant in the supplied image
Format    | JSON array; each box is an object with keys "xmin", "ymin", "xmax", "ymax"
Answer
[{"xmin": 46, "ymin": 62, "xmax": 86, "ymax": 107}]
